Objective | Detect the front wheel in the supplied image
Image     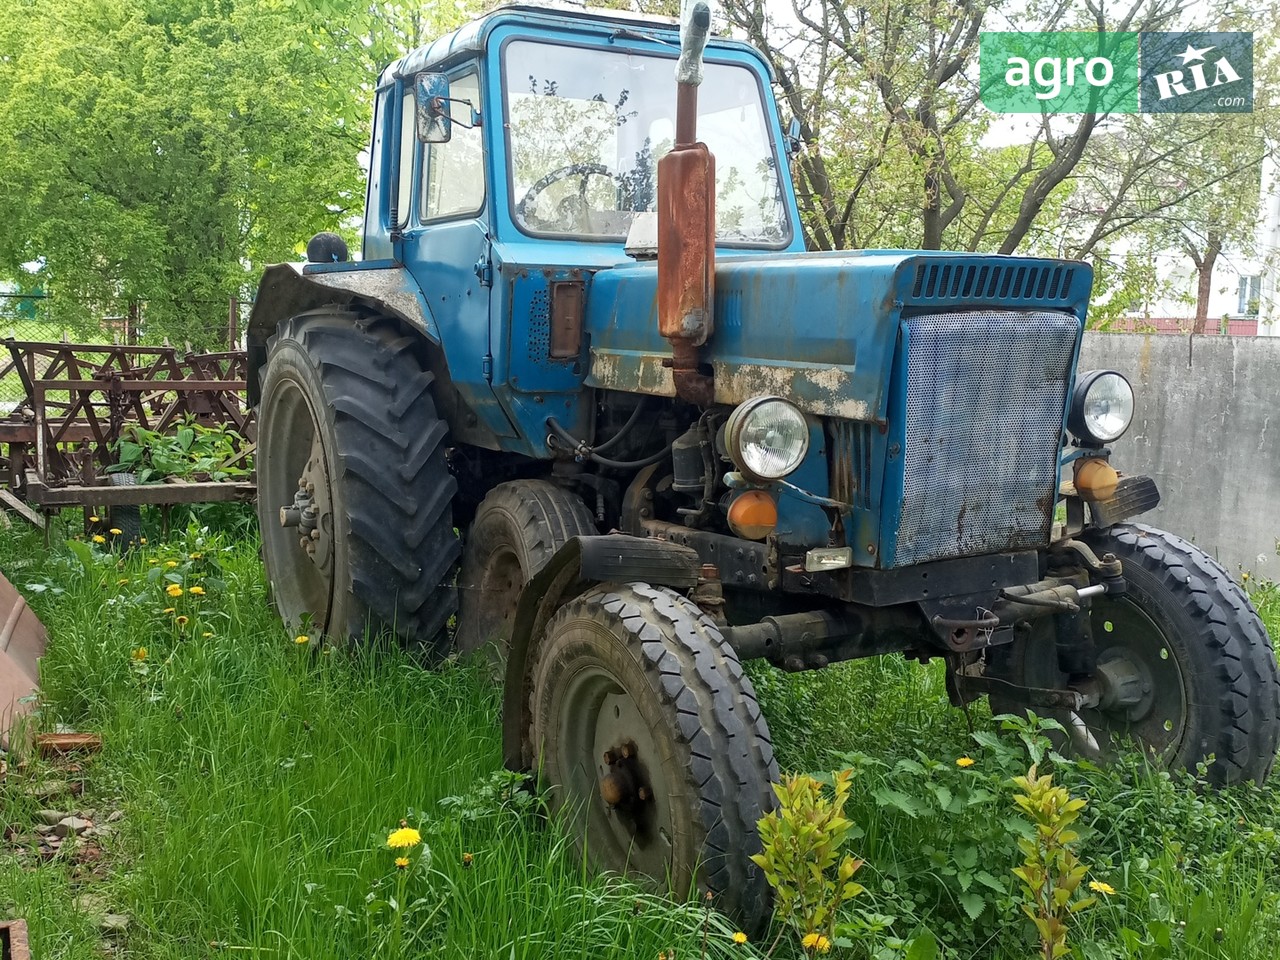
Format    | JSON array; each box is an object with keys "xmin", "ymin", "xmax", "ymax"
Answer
[
  {"xmin": 529, "ymin": 583, "xmax": 778, "ymax": 926},
  {"xmin": 989, "ymin": 523, "xmax": 1280, "ymax": 784}
]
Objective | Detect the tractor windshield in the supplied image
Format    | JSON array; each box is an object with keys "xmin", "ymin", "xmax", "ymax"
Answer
[{"xmin": 503, "ymin": 40, "xmax": 789, "ymax": 246}]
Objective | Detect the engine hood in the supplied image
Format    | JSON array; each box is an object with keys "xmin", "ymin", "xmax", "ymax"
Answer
[{"xmin": 584, "ymin": 249, "xmax": 1092, "ymax": 422}]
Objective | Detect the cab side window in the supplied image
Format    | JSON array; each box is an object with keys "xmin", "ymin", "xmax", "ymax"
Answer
[
  {"xmin": 395, "ymin": 91, "xmax": 416, "ymax": 228},
  {"xmin": 421, "ymin": 73, "xmax": 485, "ymax": 221}
]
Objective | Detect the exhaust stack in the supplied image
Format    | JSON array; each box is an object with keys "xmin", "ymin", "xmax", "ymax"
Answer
[{"xmin": 657, "ymin": 1, "xmax": 715, "ymax": 407}]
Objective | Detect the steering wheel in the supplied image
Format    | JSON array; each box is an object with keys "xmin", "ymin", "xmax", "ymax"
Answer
[{"xmin": 516, "ymin": 162, "xmax": 617, "ymax": 230}]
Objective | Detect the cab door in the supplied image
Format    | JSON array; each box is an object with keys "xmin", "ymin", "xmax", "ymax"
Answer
[{"xmin": 395, "ymin": 71, "xmax": 515, "ymax": 440}]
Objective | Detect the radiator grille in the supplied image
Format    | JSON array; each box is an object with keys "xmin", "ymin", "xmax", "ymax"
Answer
[{"xmin": 893, "ymin": 310, "xmax": 1079, "ymax": 566}]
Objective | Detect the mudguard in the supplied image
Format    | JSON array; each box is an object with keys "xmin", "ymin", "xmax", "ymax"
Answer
[
  {"xmin": 500, "ymin": 534, "xmax": 701, "ymax": 771},
  {"xmin": 246, "ymin": 262, "xmax": 441, "ymax": 405}
]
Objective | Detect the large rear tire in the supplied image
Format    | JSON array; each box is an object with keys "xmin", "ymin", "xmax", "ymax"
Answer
[
  {"xmin": 455, "ymin": 479, "xmax": 597, "ymax": 662},
  {"xmin": 256, "ymin": 310, "xmax": 459, "ymax": 649},
  {"xmin": 989, "ymin": 523, "xmax": 1280, "ymax": 784},
  {"xmin": 530, "ymin": 583, "xmax": 778, "ymax": 928}
]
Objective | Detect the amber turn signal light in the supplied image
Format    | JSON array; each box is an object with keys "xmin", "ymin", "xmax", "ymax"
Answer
[
  {"xmin": 727, "ymin": 490, "xmax": 778, "ymax": 540},
  {"xmin": 1073, "ymin": 457, "xmax": 1119, "ymax": 501}
]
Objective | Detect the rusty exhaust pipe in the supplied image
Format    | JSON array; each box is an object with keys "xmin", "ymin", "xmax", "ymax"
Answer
[{"xmin": 657, "ymin": 1, "xmax": 715, "ymax": 408}]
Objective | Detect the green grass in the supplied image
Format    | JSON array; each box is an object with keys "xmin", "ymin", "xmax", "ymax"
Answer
[{"xmin": 2, "ymin": 520, "xmax": 1279, "ymax": 959}]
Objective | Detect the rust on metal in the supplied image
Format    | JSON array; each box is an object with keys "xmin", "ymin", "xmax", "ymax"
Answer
[
  {"xmin": 35, "ymin": 731, "xmax": 103, "ymax": 757},
  {"xmin": 0, "ymin": 571, "xmax": 46, "ymax": 752},
  {"xmin": 1, "ymin": 919, "xmax": 32, "ymax": 960},
  {"xmin": 656, "ymin": 2, "xmax": 716, "ymax": 407},
  {"xmin": 0, "ymin": 339, "xmax": 255, "ymax": 521}
]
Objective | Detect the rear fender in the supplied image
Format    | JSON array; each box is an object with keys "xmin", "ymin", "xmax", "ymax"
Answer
[
  {"xmin": 501, "ymin": 535, "xmax": 701, "ymax": 771},
  {"xmin": 246, "ymin": 262, "xmax": 441, "ymax": 406}
]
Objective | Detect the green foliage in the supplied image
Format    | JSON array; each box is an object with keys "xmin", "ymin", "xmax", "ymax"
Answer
[
  {"xmin": 111, "ymin": 418, "xmax": 251, "ymax": 483},
  {"xmin": 1010, "ymin": 765, "xmax": 1097, "ymax": 959},
  {"xmin": 752, "ymin": 770, "xmax": 865, "ymax": 948}
]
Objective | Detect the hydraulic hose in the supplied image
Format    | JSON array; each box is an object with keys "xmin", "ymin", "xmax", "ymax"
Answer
[
  {"xmin": 593, "ymin": 398, "xmax": 648, "ymax": 454},
  {"xmin": 546, "ymin": 415, "xmax": 673, "ymax": 470}
]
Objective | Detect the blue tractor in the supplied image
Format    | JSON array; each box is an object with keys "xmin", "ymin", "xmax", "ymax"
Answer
[{"xmin": 248, "ymin": 3, "xmax": 1280, "ymax": 920}]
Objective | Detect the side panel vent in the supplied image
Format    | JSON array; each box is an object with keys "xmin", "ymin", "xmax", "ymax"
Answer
[{"xmin": 828, "ymin": 419, "xmax": 876, "ymax": 512}]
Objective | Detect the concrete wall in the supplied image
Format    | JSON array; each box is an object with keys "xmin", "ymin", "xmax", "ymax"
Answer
[{"xmin": 1079, "ymin": 333, "xmax": 1280, "ymax": 575}]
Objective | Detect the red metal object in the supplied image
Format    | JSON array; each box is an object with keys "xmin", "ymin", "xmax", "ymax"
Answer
[
  {"xmin": 1, "ymin": 919, "xmax": 32, "ymax": 960},
  {"xmin": 0, "ymin": 339, "xmax": 255, "ymax": 518},
  {"xmin": 0, "ymin": 571, "xmax": 45, "ymax": 751},
  {"xmin": 657, "ymin": 2, "xmax": 716, "ymax": 408}
]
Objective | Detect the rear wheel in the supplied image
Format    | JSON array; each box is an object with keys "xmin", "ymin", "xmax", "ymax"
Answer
[
  {"xmin": 989, "ymin": 523, "xmax": 1280, "ymax": 784},
  {"xmin": 256, "ymin": 310, "xmax": 459, "ymax": 649},
  {"xmin": 455, "ymin": 479, "xmax": 596, "ymax": 662},
  {"xmin": 530, "ymin": 583, "xmax": 777, "ymax": 927}
]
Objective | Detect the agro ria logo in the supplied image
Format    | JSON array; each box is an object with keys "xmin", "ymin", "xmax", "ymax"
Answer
[{"xmin": 1140, "ymin": 32, "xmax": 1253, "ymax": 112}]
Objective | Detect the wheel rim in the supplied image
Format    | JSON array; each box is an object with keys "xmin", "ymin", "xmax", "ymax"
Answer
[
  {"xmin": 470, "ymin": 547, "xmax": 524, "ymax": 646},
  {"xmin": 1025, "ymin": 595, "xmax": 1189, "ymax": 762},
  {"xmin": 260, "ymin": 375, "xmax": 337, "ymax": 635},
  {"xmin": 555, "ymin": 658, "xmax": 677, "ymax": 884}
]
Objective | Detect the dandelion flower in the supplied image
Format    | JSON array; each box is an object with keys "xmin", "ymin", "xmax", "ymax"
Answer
[
  {"xmin": 387, "ymin": 826, "xmax": 422, "ymax": 849},
  {"xmin": 89, "ymin": 515, "xmax": 100, "ymax": 523},
  {"xmin": 732, "ymin": 931, "xmax": 748, "ymax": 945},
  {"xmin": 165, "ymin": 561, "xmax": 179, "ymax": 569},
  {"xmin": 295, "ymin": 634, "xmax": 310, "ymax": 645},
  {"xmin": 109, "ymin": 527, "xmax": 122, "ymax": 535},
  {"xmin": 394, "ymin": 856, "xmax": 410, "ymax": 869},
  {"xmin": 149, "ymin": 558, "xmax": 159, "ymax": 565},
  {"xmin": 1089, "ymin": 880, "xmax": 1116, "ymax": 895},
  {"xmin": 139, "ymin": 537, "xmax": 147, "ymax": 545},
  {"xmin": 117, "ymin": 578, "xmax": 129, "ymax": 586},
  {"xmin": 166, "ymin": 584, "xmax": 183, "ymax": 597},
  {"xmin": 189, "ymin": 585, "xmax": 206, "ymax": 596},
  {"xmin": 190, "ymin": 552, "xmax": 203, "ymax": 560},
  {"xmin": 176, "ymin": 615, "xmax": 189, "ymax": 627},
  {"xmin": 462, "ymin": 852, "xmax": 474, "ymax": 867},
  {"xmin": 202, "ymin": 632, "xmax": 214, "ymax": 639},
  {"xmin": 163, "ymin": 607, "xmax": 176, "ymax": 614},
  {"xmin": 802, "ymin": 934, "xmax": 820, "ymax": 949},
  {"xmin": 92, "ymin": 535, "xmax": 106, "ymax": 544},
  {"xmin": 956, "ymin": 756, "xmax": 976, "ymax": 768},
  {"xmin": 131, "ymin": 646, "xmax": 147, "ymax": 661}
]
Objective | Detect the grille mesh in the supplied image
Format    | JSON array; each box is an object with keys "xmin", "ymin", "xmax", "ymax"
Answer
[{"xmin": 894, "ymin": 310, "xmax": 1079, "ymax": 566}]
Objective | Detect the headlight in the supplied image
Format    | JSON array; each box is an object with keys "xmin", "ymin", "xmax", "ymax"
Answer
[
  {"xmin": 1068, "ymin": 370, "xmax": 1134, "ymax": 444},
  {"xmin": 724, "ymin": 396, "xmax": 810, "ymax": 481}
]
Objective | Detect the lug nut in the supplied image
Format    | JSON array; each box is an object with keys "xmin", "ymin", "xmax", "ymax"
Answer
[
  {"xmin": 637, "ymin": 786, "xmax": 648, "ymax": 801},
  {"xmin": 602, "ymin": 750, "xmax": 616, "ymax": 765}
]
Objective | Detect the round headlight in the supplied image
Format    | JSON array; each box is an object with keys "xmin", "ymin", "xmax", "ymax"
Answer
[
  {"xmin": 725, "ymin": 397, "xmax": 810, "ymax": 482},
  {"xmin": 1069, "ymin": 370, "xmax": 1134, "ymax": 444}
]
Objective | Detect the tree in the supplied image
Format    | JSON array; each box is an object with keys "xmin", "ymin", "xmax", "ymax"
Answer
[{"xmin": 0, "ymin": 0, "xmax": 470, "ymax": 346}]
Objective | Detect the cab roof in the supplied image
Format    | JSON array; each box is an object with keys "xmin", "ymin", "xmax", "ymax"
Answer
[{"xmin": 378, "ymin": 3, "xmax": 770, "ymax": 86}]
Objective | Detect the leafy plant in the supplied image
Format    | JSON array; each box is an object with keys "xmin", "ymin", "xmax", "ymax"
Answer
[
  {"xmin": 753, "ymin": 770, "xmax": 865, "ymax": 952},
  {"xmin": 110, "ymin": 417, "xmax": 252, "ymax": 483},
  {"xmin": 1010, "ymin": 765, "xmax": 1096, "ymax": 959}
]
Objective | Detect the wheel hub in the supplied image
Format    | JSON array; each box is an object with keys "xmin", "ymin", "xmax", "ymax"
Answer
[
  {"xmin": 277, "ymin": 448, "xmax": 333, "ymax": 570},
  {"xmin": 599, "ymin": 741, "xmax": 652, "ymax": 810}
]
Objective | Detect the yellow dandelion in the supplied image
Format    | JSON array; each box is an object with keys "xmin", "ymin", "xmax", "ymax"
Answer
[
  {"xmin": 387, "ymin": 826, "xmax": 421, "ymax": 849},
  {"xmin": 189, "ymin": 585, "xmax": 206, "ymax": 596},
  {"xmin": 802, "ymin": 934, "xmax": 820, "ymax": 949},
  {"xmin": 109, "ymin": 527, "xmax": 122, "ymax": 536},
  {"xmin": 139, "ymin": 537, "xmax": 147, "ymax": 544},
  {"xmin": 149, "ymin": 558, "xmax": 159, "ymax": 565},
  {"xmin": 1089, "ymin": 880, "xmax": 1116, "ymax": 896},
  {"xmin": 131, "ymin": 646, "xmax": 147, "ymax": 661},
  {"xmin": 202, "ymin": 632, "xmax": 214, "ymax": 639},
  {"xmin": 394, "ymin": 856, "xmax": 410, "ymax": 869},
  {"xmin": 92, "ymin": 535, "xmax": 106, "ymax": 544},
  {"xmin": 462, "ymin": 852, "xmax": 474, "ymax": 867},
  {"xmin": 165, "ymin": 560, "xmax": 179, "ymax": 569},
  {"xmin": 1241, "ymin": 572, "xmax": 1250, "ymax": 582},
  {"xmin": 162, "ymin": 607, "xmax": 175, "ymax": 614},
  {"xmin": 732, "ymin": 931, "xmax": 748, "ymax": 945},
  {"xmin": 295, "ymin": 634, "xmax": 310, "ymax": 645},
  {"xmin": 89, "ymin": 515, "xmax": 100, "ymax": 523},
  {"xmin": 956, "ymin": 756, "xmax": 976, "ymax": 768},
  {"xmin": 190, "ymin": 552, "xmax": 203, "ymax": 560},
  {"xmin": 117, "ymin": 578, "xmax": 129, "ymax": 586},
  {"xmin": 176, "ymin": 615, "xmax": 189, "ymax": 627},
  {"xmin": 166, "ymin": 584, "xmax": 183, "ymax": 597}
]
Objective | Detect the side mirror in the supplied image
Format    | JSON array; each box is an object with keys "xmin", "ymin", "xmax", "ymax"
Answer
[
  {"xmin": 413, "ymin": 73, "xmax": 452, "ymax": 144},
  {"xmin": 785, "ymin": 116, "xmax": 803, "ymax": 156}
]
